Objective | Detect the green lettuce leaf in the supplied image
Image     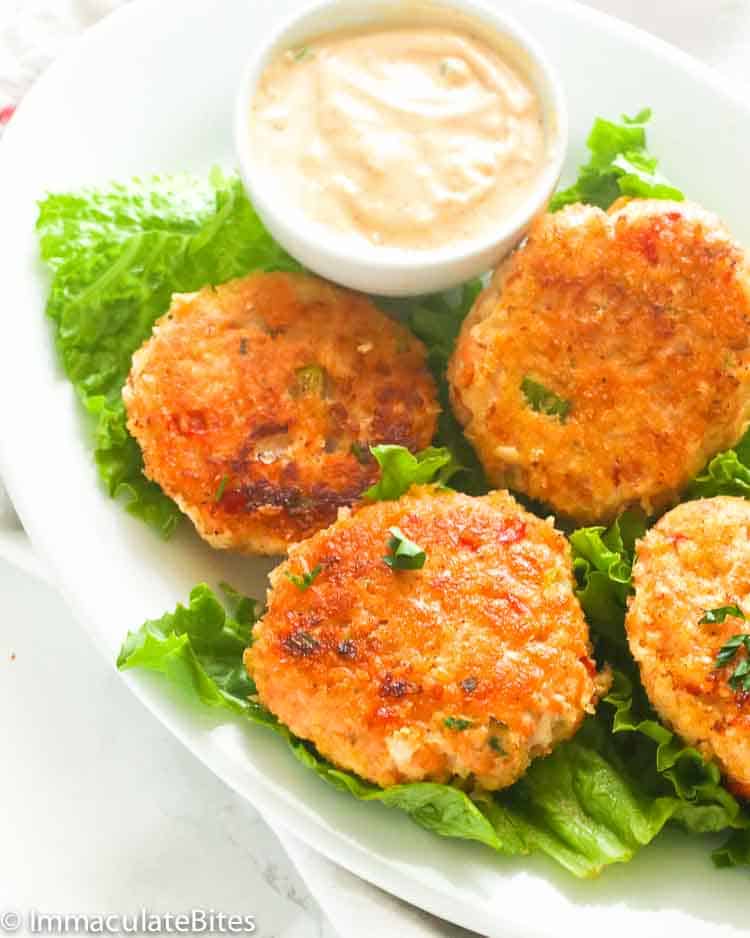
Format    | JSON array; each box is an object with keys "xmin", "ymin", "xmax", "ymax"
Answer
[
  {"xmin": 688, "ymin": 427, "xmax": 750, "ymax": 499},
  {"xmin": 570, "ymin": 514, "xmax": 750, "ymax": 850},
  {"xmin": 570, "ymin": 509, "xmax": 646, "ymax": 656},
  {"xmin": 86, "ymin": 396, "xmax": 179, "ymax": 536},
  {"xmin": 363, "ymin": 445, "xmax": 460, "ymax": 501},
  {"xmin": 118, "ymin": 584, "xmax": 749, "ymax": 878},
  {"xmin": 117, "ymin": 583, "xmax": 260, "ymax": 711},
  {"xmin": 376, "ymin": 284, "xmax": 488, "ymax": 495},
  {"xmin": 551, "ymin": 109, "xmax": 684, "ymax": 212},
  {"xmin": 603, "ymin": 672, "xmax": 744, "ymax": 832},
  {"xmin": 37, "ymin": 171, "xmax": 301, "ymax": 536},
  {"xmin": 713, "ymin": 829, "xmax": 750, "ymax": 868}
]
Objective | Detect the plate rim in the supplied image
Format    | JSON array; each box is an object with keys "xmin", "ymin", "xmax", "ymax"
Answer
[{"xmin": 1, "ymin": 1, "xmax": 749, "ymax": 934}]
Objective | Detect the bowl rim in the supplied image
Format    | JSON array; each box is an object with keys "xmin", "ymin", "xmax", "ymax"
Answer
[{"xmin": 233, "ymin": 0, "xmax": 569, "ymax": 276}]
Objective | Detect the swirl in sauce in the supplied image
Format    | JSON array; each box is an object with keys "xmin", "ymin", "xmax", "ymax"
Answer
[{"xmin": 250, "ymin": 25, "xmax": 545, "ymax": 251}]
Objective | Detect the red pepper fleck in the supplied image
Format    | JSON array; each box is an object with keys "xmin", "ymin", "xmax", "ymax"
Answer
[
  {"xmin": 217, "ymin": 488, "xmax": 246, "ymax": 513},
  {"xmin": 0, "ymin": 105, "xmax": 16, "ymax": 125},
  {"xmin": 505, "ymin": 592, "xmax": 530, "ymax": 617},
  {"xmin": 184, "ymin": 411, "xmax": 207, "ymax": 434},
  {"xmin": 580, "ymin": 655, "xmax": 597, "ymax": 677},
  {"xmin": 459, "ymin": 531, "xmax": 481, "ymax": 551},
  {"xmin": 498, "ymin": 518, "xmax": 526, "ymax": 544},
  {"xmin": 640, "ymin": 231, "xmax": 659, "ymax": 264},
  {"xmin": 169, "ymin": 410, "xmax": 208, "ymax": 435}
]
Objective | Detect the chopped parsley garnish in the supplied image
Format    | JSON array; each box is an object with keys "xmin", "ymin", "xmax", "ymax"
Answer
[
  {"xmin": 715, "ymin": 634, "xmax": 750, "ymax": 692},
  {"xmin": 521, "ymin": 377, "xmax": 571, "ymax": 422},
  {"xmin": 707, "ymin": 606, "xmax": 750, "ymax": 691},
  {"xmin": 214, "ymin": 474, "xmax": 229, "ymax": 502},
  {"xmin": 384, "ymin": 527, "xmax": 426, "ymax": 571},
  {"xmin": 444, "ymin": 717, "xmax": 473, "ymax": 731},
  {"xmin": 292, "ymin": 45, "xmax": 312, "ymax": 61},
  {"xmin": 489, "ymin": 735, "xmax": 506, "ymax": 755},
  {"xmin": 285, "ymin": 565, "xmax": 322, "ymax": 591},
  {"xmin": 700, "ymin": 605, "xmax": 746, "ymax": 625}
]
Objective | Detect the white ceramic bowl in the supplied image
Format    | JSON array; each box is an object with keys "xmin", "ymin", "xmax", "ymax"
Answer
[{"xmin": 234, "ymin": 0, "xmax": 568, "ymax": 296}]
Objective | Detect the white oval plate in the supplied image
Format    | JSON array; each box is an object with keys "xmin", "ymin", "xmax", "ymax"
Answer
[{"xmin": 0, "ymin": 1, "xmax": 749, "ymax": 935}]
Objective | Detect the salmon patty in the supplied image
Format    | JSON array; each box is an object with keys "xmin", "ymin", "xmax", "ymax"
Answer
[
  {"xmin": 246, "ymin": 486, "xmax": 603, "ymax": 789},
  {"xmin": 124, "ymin": 272, "xmax": 439, "ymax": 554},
  {"xmin": 627, "ymin": 496, "xmax": 750, "ymax": 797},
  {"xmin": 448, "ymin": 199, "xmax": 750, "ymax": 524}
]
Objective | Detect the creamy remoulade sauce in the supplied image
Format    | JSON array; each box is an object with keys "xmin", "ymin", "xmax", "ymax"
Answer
[{"xmin": 250, "ymin": 25, "xmax": 545, "ymax": 250}]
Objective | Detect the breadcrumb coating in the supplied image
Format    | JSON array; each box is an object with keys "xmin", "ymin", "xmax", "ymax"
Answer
[
  {"xmin": 448, "ymin": 199, "xmax": 750, "ymax": 523},
  {"xmin": 124, "ymin": 272, "xmax": 438, "ymax": 554},
  {"xmin": 247, "ymin": 486, "xmax": 602, "ymax": 789}
]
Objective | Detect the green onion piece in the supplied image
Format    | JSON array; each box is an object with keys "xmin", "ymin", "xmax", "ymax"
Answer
[
  {"xmin": 444, "ymin": 717, "xmax": 473, "ymax": 731},
  {"xmin": 214, "ymin": 475, "xmax": 229, "ymax": 502},
  {"xmin": 285, "ymin": 565, "xmax": 322, "ymax": 591},
  {"xmin": 521, "ymin": 377, "xmax": 571, "ymax": 422},
  {"xmin": 715, "ymin": 633, "xmax": 750, "ymax": 692},
  {"xmin": 489, "ymin": 735, "xmax": 506, "ymax": 754},
  {"xmin": 700, "ymin": 605, "xmax": 746, "ymax": 625},
  {"xmin": 293, "ymin": 364, "xmax": 327, "ymax": 397},
  {"xmin": 384, "ymin": 526, "xmax": 426, "ymax": 571}
]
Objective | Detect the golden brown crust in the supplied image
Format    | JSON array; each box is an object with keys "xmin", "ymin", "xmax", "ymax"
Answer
[
  {"xmin": 246, "ymin": 486, "xmax": 600, "ymax": 789},
  {"xmin": 448, "ymin": 199, "xmax": 750, "ymax": 524},
  {"xmin": 123, "ymin": 272, "xmax": 439, "ymax": 554},
  {"xmin": 627, "ymin": 496, "xmax": 750, "ymax": 798}
]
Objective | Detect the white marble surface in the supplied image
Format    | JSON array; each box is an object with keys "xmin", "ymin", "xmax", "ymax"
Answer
[
  {"xmin": 0, "ymin": 554, "xmax": 336, "ymax": 938},
  {"xmin": 2, "ymin": 2, "xmax": 750, "ymax": 938}
]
